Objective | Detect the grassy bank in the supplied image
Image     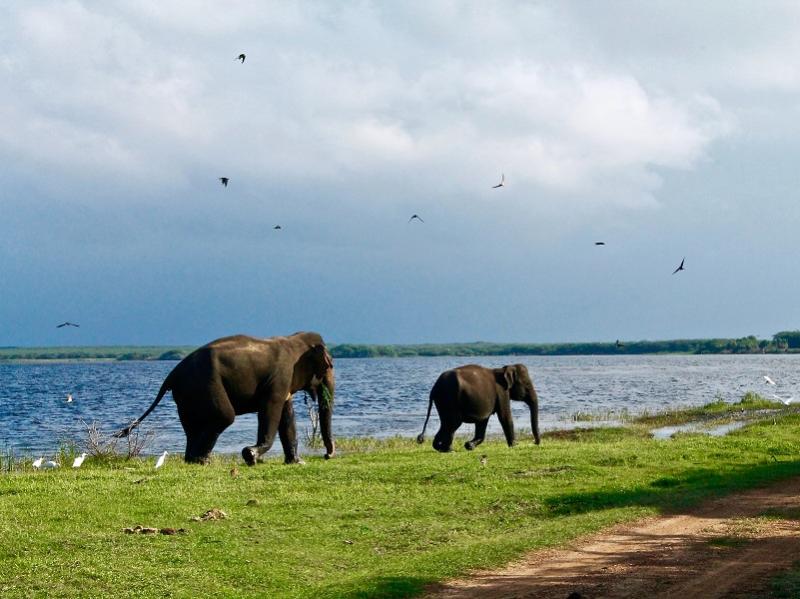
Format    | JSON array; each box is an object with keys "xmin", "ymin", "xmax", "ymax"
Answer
[{"xmin": 1, "ymin": 402, "xmax": 799, "ymax": 598}]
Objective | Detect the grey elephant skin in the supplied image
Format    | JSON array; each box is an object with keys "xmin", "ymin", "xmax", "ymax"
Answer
[
  {"xmin": 417, "ymin": 364, "xmax": 541, "ymax": 452},
  {"xmin": 115, "ymin": 332, "xmax": 335, "ymax": 465}
]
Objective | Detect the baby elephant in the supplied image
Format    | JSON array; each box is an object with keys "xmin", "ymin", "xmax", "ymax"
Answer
[{"xmin": 417, "ymin": 364, "xmax": 541, "ymax": 452}]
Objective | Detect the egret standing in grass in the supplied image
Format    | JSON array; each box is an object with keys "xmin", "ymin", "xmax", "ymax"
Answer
[
  {"xmin": 72, "ymin": 453, "xmax": 87, "ymax": 468},
  {"xmin": 32, "ymin": 457, "xmax": 43, "ymax": 469},
  {"xmin": 155, "ymin": 451, "xmax": 168, "ymax": 469}
]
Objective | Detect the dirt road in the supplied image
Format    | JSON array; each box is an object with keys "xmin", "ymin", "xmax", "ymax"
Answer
[{"xmin": 425, "ymin": 477, "xmax": 800, "ymax": 598}]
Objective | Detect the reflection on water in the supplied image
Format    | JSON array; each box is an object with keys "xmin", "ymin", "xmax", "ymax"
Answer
[{"xmin": 1, "ymin": 354, "xmax": 798, "ymax": 456}]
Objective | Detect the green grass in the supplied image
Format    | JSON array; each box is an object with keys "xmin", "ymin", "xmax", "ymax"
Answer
[
  {"xmin": 632, "ymin": 392, "xmax": 785, "ymax": 427},
  {"xmin": 1, "ymin": 411, "xmax": 800, "ymax": 598}
]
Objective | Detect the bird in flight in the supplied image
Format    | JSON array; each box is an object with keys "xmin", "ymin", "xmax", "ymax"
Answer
[
  {"xmin": 408, "ymin": 214, "xmax": 424, "ymax": 223},
  {"xmin": 672, "ymin": 257, "xmax": 685, "ymax": 275},
  {"xmin": 219, "ymin": 177, "xmax": 229, "ymax": 187},
  {"xmin": 273, "ymin": 225, "xmax": 282, "ymax": 230},
  {"xmin": 66, "ymin": 393, "xmax": 73, "ymax": 403},
  {"xmin": 492, "ymin": 174, "xmax": 506, "ymax": 189},
  {"xmin": 616, "ymin": 340, "xmax": 625, "ymax": 349},
  {"xmin": 237, "ymin": 53, "xmax": 246, "ymax": 63},
  {"xmin": 56, "ymin": 322, "xmax": 80, "ymax": 328},
  {"xmin": 595, "ymin": 242, "xmax": 606, "ymax": 246},
  {"xmin": 764, "ymin": 375, "xmax": 777, "ymax": 386}
]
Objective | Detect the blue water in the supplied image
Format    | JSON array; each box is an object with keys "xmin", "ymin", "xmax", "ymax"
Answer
[{"xmin": 1, "ymin": 354, "xmax": 798, "ymax": 457}]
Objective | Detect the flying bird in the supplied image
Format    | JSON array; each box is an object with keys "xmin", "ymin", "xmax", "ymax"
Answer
[
  {"xmin": 56, "ymin": 322, "xmax": 80, "ymax": 328},
  {"xmin": 66, "ymin": 393, "xmax": 73, "ymax": 403},
  {"xmin": 764, "ymin": 375, "xmax": 777, "ymax": 386},
  {"xmin": 219, "ymin": 177, "xmax": 229, "ymax": 187},
  {"xmin": 771, "ymin": 393, "xmax": 795, "ymax": 405},
  {"xmin": 72, "ymin": 453, "xmax": 87, "ymax": 468},
  {"xmin": 154, "ymin": 451, "xmax": 168, "ymax": 469},
  {"xmin": 273, "ymin": 225, "xmax": 282, "ymax": 230},
  {"xmin": 237, "ymin": 53, "xmax": 246, "ymax": 63},
  {"xmin": 616, "ymin": 340, "xmax": 625, "ymax": 349},
  {"xmin": 672, "ymin": 257, "xmax": 685, "ymax": 275},
  {"xmin": 32, "ymin": 457, "xmax": 44, "ymax": 469},
  {"xmin": 492, "ymin": 173, "xmax": 506, "ymax": 188},
  {"xmin": 408, "ymin": 214, "xmax": 424, "ymax": 223},
  {"xmin": 595, "ymin": 242, "xmax": 605, "ymax": 246}
]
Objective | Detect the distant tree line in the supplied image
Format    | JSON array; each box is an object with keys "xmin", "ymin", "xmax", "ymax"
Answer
[{"xmin": 1, "ymin": 332, "xmax": 799, "ymax": 361}]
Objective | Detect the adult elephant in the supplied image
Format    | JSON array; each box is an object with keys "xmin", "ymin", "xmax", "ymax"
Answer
[
  {"xmin": 115, "ymin": 332, "xmax": 335, "ymax": 465},
  {"xmin": 417, "ymin": 364, "xmax": 540, "ymax": 452}
]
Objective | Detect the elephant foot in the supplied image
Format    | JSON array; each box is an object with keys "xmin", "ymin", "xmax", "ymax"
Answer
[
  {"xmin": 241, "ymin": 446, "xmax": 258, "ymax": 466},
  {"xmin": 283, "ymin": 456, "xmax": 305, "ymax": 465},
  {"xmin": 324, "ymin": 452, "xmax": 334, "ymax": 460},
  {"xmin": 184, "ymin": 454, "xmax": 211, "ymax": 465}
]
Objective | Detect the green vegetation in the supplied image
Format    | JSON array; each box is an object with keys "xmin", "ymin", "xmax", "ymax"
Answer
[
  {"xmin": 4, "ymin": 330, "xmax": 800, "ymax": 361},
  {"xmin": 631, "ymin": 392, "xmax": 783, "ymax": 427},
  {"xmin": 1, "ymin": 403, "xmax": 799, "ymax": 598},
  {"xmin": 757, "ymin": 562, "xmax": 800, "ymax": 598},
  {"xmin": 0, "ymin": 346, "xmax": 194, "ymax": 361}
]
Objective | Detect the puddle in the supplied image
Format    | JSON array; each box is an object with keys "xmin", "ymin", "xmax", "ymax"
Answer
[{"xmin": 651, "ymin": 420, "xmax": 748, "ymax": 440}]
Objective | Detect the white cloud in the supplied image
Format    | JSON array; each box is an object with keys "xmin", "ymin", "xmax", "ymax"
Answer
[{"xmin": 0, "ymin": 2, "xmax": 737, "ymax": 208}]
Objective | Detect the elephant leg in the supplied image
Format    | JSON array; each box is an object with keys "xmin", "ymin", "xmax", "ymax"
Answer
[
  {"xmin": 175, "ymin": 387, "xmax": 234, "ymax": 464},
  {"xmin": 496, "ymin": 400, "xmax": 516, "ymax": 447},
  {"xmin": 278, "ymin": 399, "xmax": 301, "ymax": 464},
  {"xmin": 184, "ymin": 429, "xmax": 223, "ymax": 464},
  {"xmin": 433, "ymin": 418, "xmax": 460, "ymax": 453},
  {"xmin": 242, "ymin": 392, "xmax": 285, "ymax": 466},
  {"xmin": 465, "ymin": 419, "xmax": 489, "ymax": 450}
]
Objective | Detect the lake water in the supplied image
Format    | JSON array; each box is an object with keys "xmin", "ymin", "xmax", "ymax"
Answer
[{"xmin": 1, "ymin": 354, "xmax": 798, "ymax": 457}]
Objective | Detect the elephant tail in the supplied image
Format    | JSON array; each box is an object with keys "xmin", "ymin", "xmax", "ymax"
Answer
[
  {"xmin": 416, "ymin": 392, "xmax": 435, "ymax": 444},
  {"xmin": 113, "ymin": 376, "xmax": 172, "ymax": 438}
]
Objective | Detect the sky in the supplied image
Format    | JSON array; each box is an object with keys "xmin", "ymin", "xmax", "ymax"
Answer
[{"xmin": 2, "ymin": 1, "xmax": 800, "ymax": 346}]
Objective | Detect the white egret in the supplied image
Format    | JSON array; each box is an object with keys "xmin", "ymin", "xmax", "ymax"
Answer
[
  {"xmin": 32, "ymin": 457, "xmax": 44, "ymax": 469},
  {"xmin": 154, "ymin": 451, "xmax": 168, "ymax": 469},
  {"xmin": 42, "ymin": 460, "xmax": 60, "ymax": 469},
  {"xmin": 764, "ymin": 375, "xmax": 777, "ymax": 385},
  {"xmin": 66, "ymin": 393, "xmax": 73, "ymax": 403},
  {"xmin": 771, "ymin": 394, "xmax": 795, "ymax": 405},
  {"xmin": 72, "ymin": 453, "xmax": 87, "ymax": 468}
]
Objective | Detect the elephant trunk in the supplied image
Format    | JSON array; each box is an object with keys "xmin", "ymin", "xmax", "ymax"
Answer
[
  {"xmin": 528, "ymin": 388, "xmax": 541, "ymax": 445},
  {"xmin": 317, "ymin": 369, "xmax": 335, "ymax": 459}
]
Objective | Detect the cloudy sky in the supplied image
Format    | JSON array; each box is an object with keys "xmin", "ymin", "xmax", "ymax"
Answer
[{"xmin": 2, "ymin": 1, "xmax": 799, "ymax": 346}]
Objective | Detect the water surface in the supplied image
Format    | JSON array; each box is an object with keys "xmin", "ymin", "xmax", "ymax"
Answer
[{"xmin": 1, "ymin": 354, "xmax": 797, "ymax": 456}]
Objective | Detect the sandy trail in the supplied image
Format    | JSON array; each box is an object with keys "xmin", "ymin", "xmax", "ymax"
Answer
[{"xmin": 425, "ymin": 477, "xmax": 800, "ymax": 599}]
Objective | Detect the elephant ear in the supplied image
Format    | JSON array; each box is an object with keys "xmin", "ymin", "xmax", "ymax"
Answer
[
  {"xmin": 313, "ymin": 344, "xmax": 333, "ymax": 370},
  {"xmin": 494, "ymin": 366, "xmax": 515, "ymax": 390}
]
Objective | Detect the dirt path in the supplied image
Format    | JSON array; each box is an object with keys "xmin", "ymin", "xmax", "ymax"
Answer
[{"xmin": 425, "ymin": 477, "xmax": 800, "ymax": 599}]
